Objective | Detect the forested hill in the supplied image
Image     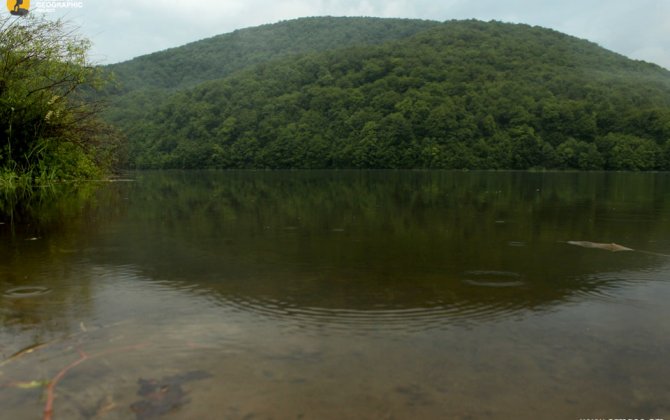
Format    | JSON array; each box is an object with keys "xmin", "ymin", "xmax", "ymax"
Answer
[
  {"xmin": 104, "ymin": 17, "xmax": 440, "ymax": 93},
  {"xmin": 104, "ymin": 18, "xmax": 670, "ymax": 170}
]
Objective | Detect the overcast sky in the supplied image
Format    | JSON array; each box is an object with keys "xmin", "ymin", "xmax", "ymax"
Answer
[{"xmin": 31, "ymin": 0, "xmax": 670, "ymax": 69}]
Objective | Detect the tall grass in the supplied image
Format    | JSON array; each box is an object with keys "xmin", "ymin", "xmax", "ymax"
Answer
[{"xmin": 0, "ymin": 169, "xmax": 34, "ymax": 190}]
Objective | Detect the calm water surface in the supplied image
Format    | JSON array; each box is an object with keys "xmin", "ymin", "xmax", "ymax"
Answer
[{"xmin": 1, "ymin": 171, "xmax": 669, "ymax": 419}]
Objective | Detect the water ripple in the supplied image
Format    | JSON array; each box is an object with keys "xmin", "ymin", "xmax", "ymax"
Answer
[
  {"xmin": 221, "ymin": 294, "xmax": 526, "ymax": 333},
  {"xmin": 461, "ymin": 270, "xmax": 525, "ymax": 288},
  {"xmin": 3, "ymin": 286, "xmax": 52, "ymax": 299}
]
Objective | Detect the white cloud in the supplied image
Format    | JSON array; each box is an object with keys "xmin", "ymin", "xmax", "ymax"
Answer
[{"xmin": 38, "ymin": 0, "xmax": 670, "ymax": 69}]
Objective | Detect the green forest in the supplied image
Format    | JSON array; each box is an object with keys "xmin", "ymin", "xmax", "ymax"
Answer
[
  {"xmin": 101, "ymin": 17, "xmax": 670, "ymax": 170},
  {"xmin": 4, "ymin": 16, "xmax": 670, "ymax": 177}
]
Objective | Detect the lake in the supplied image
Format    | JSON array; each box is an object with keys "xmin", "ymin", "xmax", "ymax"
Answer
[{"xmin": 1, "ymin": 170, "xmax": 669, "ymax": 419}]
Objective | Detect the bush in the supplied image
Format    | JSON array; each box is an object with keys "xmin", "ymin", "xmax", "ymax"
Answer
[{"xmin": 0, "ymin": 15, "xmax": 123, "ymax": 184}]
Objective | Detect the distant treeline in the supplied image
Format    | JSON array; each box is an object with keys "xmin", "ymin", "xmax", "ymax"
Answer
[{"xmin": 102, "ymin": 18, "xmax": 670, "ymax": 170}]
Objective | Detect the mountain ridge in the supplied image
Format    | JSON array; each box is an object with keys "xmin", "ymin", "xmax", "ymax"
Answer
[
  {"xmin": 104, "ymin": 16, "xmax": 441, "ymax": 92},
  {"xmin": 99, "ymin": 17, "xmax": 670, "ymax": 170}
]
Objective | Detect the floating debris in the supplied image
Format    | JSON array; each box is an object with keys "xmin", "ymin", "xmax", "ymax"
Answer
[
  {"xmin": 566, "ymin": 241, "xmax": 633, "ymax": 252},
  {"xmin": 130, "ymin": 370, "xmax": 212, "ymax": 419},
  {"xmin": 0, "ymin": 341, "xmax": 53, "ymax": 367},
  {"xmin": 507, "ymin": 241, "xmax": 526, "ymax": 247},
  {"xmin": 12, "ymin": 380, "xmax": 49, "ymax": 389}
]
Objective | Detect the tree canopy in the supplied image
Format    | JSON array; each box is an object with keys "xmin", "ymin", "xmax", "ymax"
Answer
[
  {"xmin": 0, "ymin": 16, "xmax": 122, "ymax": 186},
  {"xmin": 103, "ymin": 18, "xmax": 670, "ymax": 170}
]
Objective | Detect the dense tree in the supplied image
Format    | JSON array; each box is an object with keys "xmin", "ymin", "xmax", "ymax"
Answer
[
  {"xmin": 101, "ymin": 18, "xmax": 670, "ymax": 170},
  {"xmin": 597, "ymin": 133, "xmax": 662, "ymax": 170},
  {"xmin": 0, "ymin": 16, "xmax": 122, "ymax": 185},
  {"xmin": 555, "ymin": 138, "xmax": 603, "ymax": 169}
]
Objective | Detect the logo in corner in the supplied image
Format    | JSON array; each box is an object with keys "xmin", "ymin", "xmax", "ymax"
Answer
[{"xmin": 7, "ymin": 0, "xmax": 30, "ymax": 16}]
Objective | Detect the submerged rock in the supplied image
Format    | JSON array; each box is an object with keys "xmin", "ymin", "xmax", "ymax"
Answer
[{"xmin": 130, "ymin": 370, "xmax": 212, "ymax": 419}]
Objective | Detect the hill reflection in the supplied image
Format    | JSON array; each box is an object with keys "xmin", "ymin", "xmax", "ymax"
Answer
[
  {"xmin": 89, "ymin": 171, "xmax": 670, "ymax": 328},
  {"xmin": 3, "ymin": 171, "xmax": 670, "ymax": 332}
]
